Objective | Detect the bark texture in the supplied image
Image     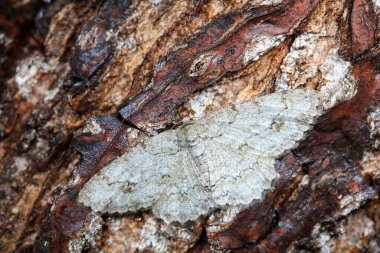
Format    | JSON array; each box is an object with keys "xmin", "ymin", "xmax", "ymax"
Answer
[{"xmin": 0, "ymin": 0, "xmax": 379, "ymax": 253}]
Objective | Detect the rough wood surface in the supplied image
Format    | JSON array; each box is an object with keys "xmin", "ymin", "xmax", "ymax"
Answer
[{"xmin": 0, "ymin": 0, "xmax": 379, "ymax": 253}]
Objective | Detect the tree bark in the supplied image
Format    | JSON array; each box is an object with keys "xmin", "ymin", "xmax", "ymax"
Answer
[{"xmin": 0, "ymin": 0, "xmax": 379, "ymax": 252}]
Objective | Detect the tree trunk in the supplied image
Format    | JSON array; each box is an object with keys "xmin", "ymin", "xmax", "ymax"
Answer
[{"xmin": 0, "ymin": 0, "xmax": 379, "ymax": 252}]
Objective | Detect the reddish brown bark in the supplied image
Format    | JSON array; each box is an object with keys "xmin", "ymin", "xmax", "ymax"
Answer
[{"xmin": 0, "ymin": 0, "xmax": 379, "ymax": 253}]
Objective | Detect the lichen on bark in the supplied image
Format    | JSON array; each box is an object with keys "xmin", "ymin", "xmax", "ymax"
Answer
[{"xmin": 0, "ymin": 0, "xmax": 379, "ymax": 253}]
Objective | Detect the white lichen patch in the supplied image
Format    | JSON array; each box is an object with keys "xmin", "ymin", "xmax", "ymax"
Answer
[
  {"xmin": 187, "ymin": 85, "xmax": 228, "ymax": 119},
  {"xmin": 148, "ymin": 0, "xmax": 162, "ymax": 5},
  {"xmin": 14, "ymin": 54, "xmax": 60, "ymax": 104},
  {"xmin": 137, "ymin": 217, "xmax": 198, "ymax": 252},
  {"xmin": 206, "ymin": 205, "xmax": 245, "ymax": 233},
  {"xmin": 43, "ymin": 86, "xmax": 60, "ymax": 102},
  {"xmin": 0, "ymin": 33, "xmax": 13, "ymax": 48},
  {"xmin": 79, "ymin": 89, "xmax": 324, "ymax": 224},
  {"xmin": 319, "ymin": 55, "xmax": 356, "ymax": 109},
  {"xmin": 68, "ymin": 213, "xmax": 103, "ymax": 253},
  {"xmin": 369, "ymin": 108, "xmax": 380, "ymax": 148},
  {"xmin": 16, "ymin": 60, "xmax": 39, "ymax": 96},
  {"xmin": 275, "ymin": 33, "xmax": 356, "ymax": 109},
  {"xmin": 35, "ymin": 138, "xmax": 50, "ymax": 160},
  {"xmin": 100, "ymin": 213, "xmax": 202, "ymax": 253},
  {"xmin": 249, "ymin": 0, "xmax": 284, "ymax": 6},
  {"xmin": 275, "ymin": 34, "xmax": 327, "ymax": 90},
  {"xmin": 0, "ymin": 32, "xmax": 13, "ymax": 64},
  {"xmin": 339, "ymin": 189, "xmax": 372, "ymax": 216},
  {"xmin": 310, "ymin": 210, "xmax": 376, "ymax": 253},
  {"xmin": 244, "ymin": 34, "xmax": 286, "ymax": 65},
  {"xmin": 360, "ymin": 152, "xmax": 380, "ymax": 184},
  {"xmin": 12, "ymin": 156, "xmax": 30, "ymax": 175},
  {"xmin": 77, "ymin": 117, "xmax": 105, "ymax": 136},
  {"xmin": 318, "ymin": 232, "xmax": 337, "ymax": 253}
]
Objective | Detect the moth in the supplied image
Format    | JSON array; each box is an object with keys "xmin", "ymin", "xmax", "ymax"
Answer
[{"xmin": 79, "ymin": 89, "xmax": 324, "ymax": 224}]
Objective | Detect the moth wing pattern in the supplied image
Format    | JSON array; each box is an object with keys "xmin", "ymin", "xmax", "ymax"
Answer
[
  {"xmin": 180, "ymin": 89, "xmax": 322, "ymax": 208},
  {"xmin": 197, "ymin": 89, "xmax": 323, "ymax": 158},
  {"xmin": 79, "ymin": 89, "xmax": 323, "ymax": 224},
  {"xmin": 182, "ymin": 131, "xmax": 276, "ymax": 207},
  {"xmin": 79, "ymin": 131, "xmax": 178, "ymax": 214},
  {"xmin": 152, "ymin": 144, "xmax": 211, "ymax": 224}
]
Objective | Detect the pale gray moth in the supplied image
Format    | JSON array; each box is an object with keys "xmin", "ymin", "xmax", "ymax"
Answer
[{"xmin": 79, "ymin": 89, "xmax": 323, "ymax": 224}]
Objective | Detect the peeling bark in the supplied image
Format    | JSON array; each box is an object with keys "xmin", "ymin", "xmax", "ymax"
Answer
[{"xmin": 0, "ymin": 0, "xmax": 379, "ymax": 253}]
